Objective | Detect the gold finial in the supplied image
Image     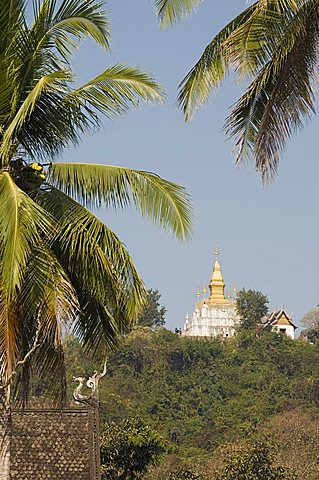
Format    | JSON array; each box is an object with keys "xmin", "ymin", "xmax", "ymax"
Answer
[
  {"xmin": 233, "ymin": 284, "xmax": 237, "ymax": 296},
  {"xmin": 208, "ymin": 244, "xmax": 229, "ymax": 306},
  {"xmin": 196, "ymin": 284, "xmax": 200, "ymax": 299},
  {"xmin": 203, "ymin": 284, "xmax": 207, "ymax": 297},
  {"xmin": 227, "ymin": 291, "xmax": 231, "ymax": 300},
  {"xmin": 214, "ymin": 242, "xmax": 219, "ymax": 260}
]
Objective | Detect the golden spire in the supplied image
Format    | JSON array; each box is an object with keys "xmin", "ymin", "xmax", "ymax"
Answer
[
  {"xmin": 208, "ymin": 244, "xmax": 229, "ymax": 306},
  {"xmin": 196, "ymin": 284, "xmax": 201, "ymax": 299},
  {"xmin": 203, "ymin": 284, "xmax": 207, "ymax": 297}
]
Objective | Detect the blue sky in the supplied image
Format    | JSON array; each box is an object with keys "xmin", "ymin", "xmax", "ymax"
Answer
[{"xmin": 63, "ymin": 0, "xmax": 319, "ymax": 330}]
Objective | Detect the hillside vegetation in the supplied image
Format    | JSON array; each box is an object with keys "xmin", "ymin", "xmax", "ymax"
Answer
[{"xmin": 63, "ymin": 328, "xmax": 319, "ymax": 478}]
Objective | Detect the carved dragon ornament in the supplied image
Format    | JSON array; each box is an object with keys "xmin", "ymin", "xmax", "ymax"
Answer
[{"xmin": 73, "ymin": 359, "xmax": 107, "ymax": 407}]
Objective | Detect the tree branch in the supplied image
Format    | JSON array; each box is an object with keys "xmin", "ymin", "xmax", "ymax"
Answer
[{"xmin": 0, "ymin": 319, "xmax": 41, "ymax": 393}]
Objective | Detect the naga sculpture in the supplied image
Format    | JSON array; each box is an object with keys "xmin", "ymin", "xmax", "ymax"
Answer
[{"xmin": 73, "ymin": 360, "xmax": 107, "ymax": 407}]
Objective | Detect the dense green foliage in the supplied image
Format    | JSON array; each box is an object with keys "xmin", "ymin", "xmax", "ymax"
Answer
[
  {"xmin": 236, "ymin": 289, "xmax": 269, "ymax": 330},
  {"xmin": 100, "ymin": 416, "xmax": 166, "ymax": 479},
  {"xmin": 103, "ymin": 330, "xmax": 319, "ymax": 454},
  {"xmin": 218, "ymin": 441, "xmax": 295, "ymax": 480},
  {"xmin": 138, "ymin": 290, "xmax": 167, "ymax": 328},
  {"xmin": 167, "ymin": 469, "xmax": 202, "ymax": 480},
  {"xmin": 167, "ymin": 468, "xmax": 201, "ymax": 480},
  {"xmin": 64, "ymin": 328, "xmax": 319, "ymax": 473}
]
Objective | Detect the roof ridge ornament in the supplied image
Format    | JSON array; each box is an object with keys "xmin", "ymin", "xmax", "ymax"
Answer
[
  {"xmin": 73, "ymin": 359, "xmax": 107, "ymax": 407},
  {"xmin": 214, "ymin": 242, "xmax": 219, "ymax": 260}
]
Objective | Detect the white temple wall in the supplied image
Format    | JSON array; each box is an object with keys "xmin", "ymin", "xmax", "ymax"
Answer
[
  {"xmin": 183, "ymin": 304, "xmax": 240, "ymax": 338},
  {"xmin": 271, "ymin": 324, "xmax": 295, "ymax": 339}
]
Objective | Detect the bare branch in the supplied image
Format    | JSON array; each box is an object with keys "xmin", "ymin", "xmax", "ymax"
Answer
[
  {"xmin": 96, "ymin": 357, "xmax": 108, "ymax": 381},
  {"xmin": 0, "ymin": 318, "xmax": 41, "ymax": 393}
]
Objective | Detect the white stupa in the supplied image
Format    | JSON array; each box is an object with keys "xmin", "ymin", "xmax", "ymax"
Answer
[{"xmin": 182, "ymin": 245, "xmax": 240, "ymax": 337}]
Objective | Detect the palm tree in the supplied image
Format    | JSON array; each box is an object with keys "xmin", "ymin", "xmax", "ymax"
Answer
[
  {"xmin": 154, "ymin": 1, "xmax": 312, "ymax": 182},
  {"xmin": 0, "ymin": 0, "xmax": 192, "ymax": 405},
  {"xmin": 177, "ymin": 0, "xmax": 314, "ymax": 182}
]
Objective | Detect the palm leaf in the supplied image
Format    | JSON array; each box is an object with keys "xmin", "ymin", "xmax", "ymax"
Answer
[
  {"xmin": 36, "ymin": 185, "xmax": 146, "ymax": 323},
  {"xmin": 31, "ymin": 0, "xmax": 110, "ymax": 61},
  {"xmin": 6, "ymin": 65, "xmax": 163, "ymax": 162},
  {"xmin": 154, "ymin": 0, "xmax": 203, "ymax": 26},
  {"xmin": 226, "ymin": 0, "xmax": 319, "ymax": 181},
  {"xmin": 0, "ymin": 0, "xmax": 26, "ymax": 52},
  {"xmin": 0, "ymin": 172, "xmax": 54, "ymax": 297},
  {"xmin": 0, "ymin": 70, "xmax": 72, "ymax": 163},
  {"xmin": 37, "ymin": 186, "xmax": 144, "ymax": 308},
  {"xmin": 0, "ymin": 287, "xmax": 19, "ymax": 381},
  {"xmin": 224, "ymin": 5, "xmax": 282, "ymax": 79},
  {"xmin": 48, "ymin": 163, "xmax": 192, "ymax": 241},
  {"xmin": 20, "ymin": 244, "xmax": 79, "ymax": 336},
  {"xmin": 177, "ymin": 0, "xmax": 304, "ymax": 120},
  {"xmin": 68, "ymin": 64, "xmax": 164, "ymax": 118},
  {"xmin": 73, "ymin": 295, "xmax": 130, "ymax": 354},
  {"xmin": 12, "ymin": 244, "xmax": 79, "ymax": 404},
  {"xmin": 224, "ymin": 0, "xmax": 304, "ymax": 79},
  {"xmin": 178, "ymin": 2, "xmax": 259, "ymax": 120}
]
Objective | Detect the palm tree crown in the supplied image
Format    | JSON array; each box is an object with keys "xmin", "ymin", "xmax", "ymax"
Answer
[
  {"xmin": 0, "ymin": 0, "xmax": 192, "ymax": 403},
  {"xmin": 176, "ymin": 0, "xmax": 316, "ymax": 182}
]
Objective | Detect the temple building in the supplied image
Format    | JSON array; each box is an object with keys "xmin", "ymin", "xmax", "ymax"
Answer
[
  {"xmin": 182, "ymin": 246, "xmax": 240, "ymax": 337},
  {"xmin": 261, "ymin": 310, "xmax": 297, "ymax": 339}
]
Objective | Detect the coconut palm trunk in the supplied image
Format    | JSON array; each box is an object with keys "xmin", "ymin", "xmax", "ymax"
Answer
[{"xmin": 0, "ymin": 385, "xmax": 11, "ymax": 480}]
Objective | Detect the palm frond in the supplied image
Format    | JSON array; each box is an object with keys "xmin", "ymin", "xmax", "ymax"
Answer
[
  {"xmin": 12, "ymin": 85, "xmax": 93, "ymax": 163},
  {"xmin": 36, "ymin": 186, "xmax": 146, "ymax": 335},
  {"xmin": 224, "ymin": 5, "xmax": 283, "ymax": 79},
  {"xmin": 177, "ymin": 0, "xmax": 305, "ymax": 120},
  {"xmin": 271, "ymin": 0, "xmax": 300, "ymax": 10},
  {"xmin": 31, "ymin": 0, "xmax": 110, "ymax": 61},
  {"xmin": 0, "ymin": 287, "xmax": 19, "ymax": 381},
  {"xmin": 226, "ymin": 0, "xmax": 319, "ymax": 181},
  {"xmin": 12, "ymin": 244, "xmax": 78, "ymax": 404},
  {"xmin": 0, "ymin": 0, "xmax": 112, "ymax": 164},
  {"xmin": 0, "ymin": 0, "xmax": 26, "ymax": 53},
  {"xmin": 68, "ymin": 64, "xmax": 164, "ymax": 118},
  {"xmin": 48, "ymin": 163, "xmax": 192, "ymax": 241},
  {"xmin": 73, "ymin": 295, "xmax": 130, "ymax": 354},
  {"xmin": 0, "ymin": 2, "xmax": 27, "ymax": 136},
  {"xmin": 20, "ymin": 244, "xmax": 79, "ymax": 336},
  {"xmin": 32, "ymin": 341, "xmax": 67, "ymax": 405},
  {"xmin": 154, "ymin": 0, "xmax": 203, "ymax": 26},
  {"xmin": 178, "ymin": 2, "xmax": 259, "ymax": 120},
  {"xmin": 0, "ymin": 70, "xmax": 72, "ymax": 163},
  {"xmin": 37, "ymin": 185, "xmax": 146, "ymax": 305},
  {"xmin": 6, "ymin": 65, "xmax": 163, "ymax": 163},
  {"xmin": 0, "ymin": 173, "xmax": 55, "ymax": 297},
  {"xmin": 225, "ymin": 71, "xmax": 270, "ymax": 169},
  {"xmin": 224, "ymin": 0, "xmax": 305, "ymax": 79}
]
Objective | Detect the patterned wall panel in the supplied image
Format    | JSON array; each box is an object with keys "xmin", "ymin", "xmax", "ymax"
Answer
[{"xmin": 9, "ymin": 407, "xmax": 100, "ymax": 480}]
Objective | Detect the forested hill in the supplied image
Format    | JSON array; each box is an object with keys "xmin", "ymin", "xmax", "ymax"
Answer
[{"xmin": 64, "ymin": 328, "xmax": 319, "ymax": 478}]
